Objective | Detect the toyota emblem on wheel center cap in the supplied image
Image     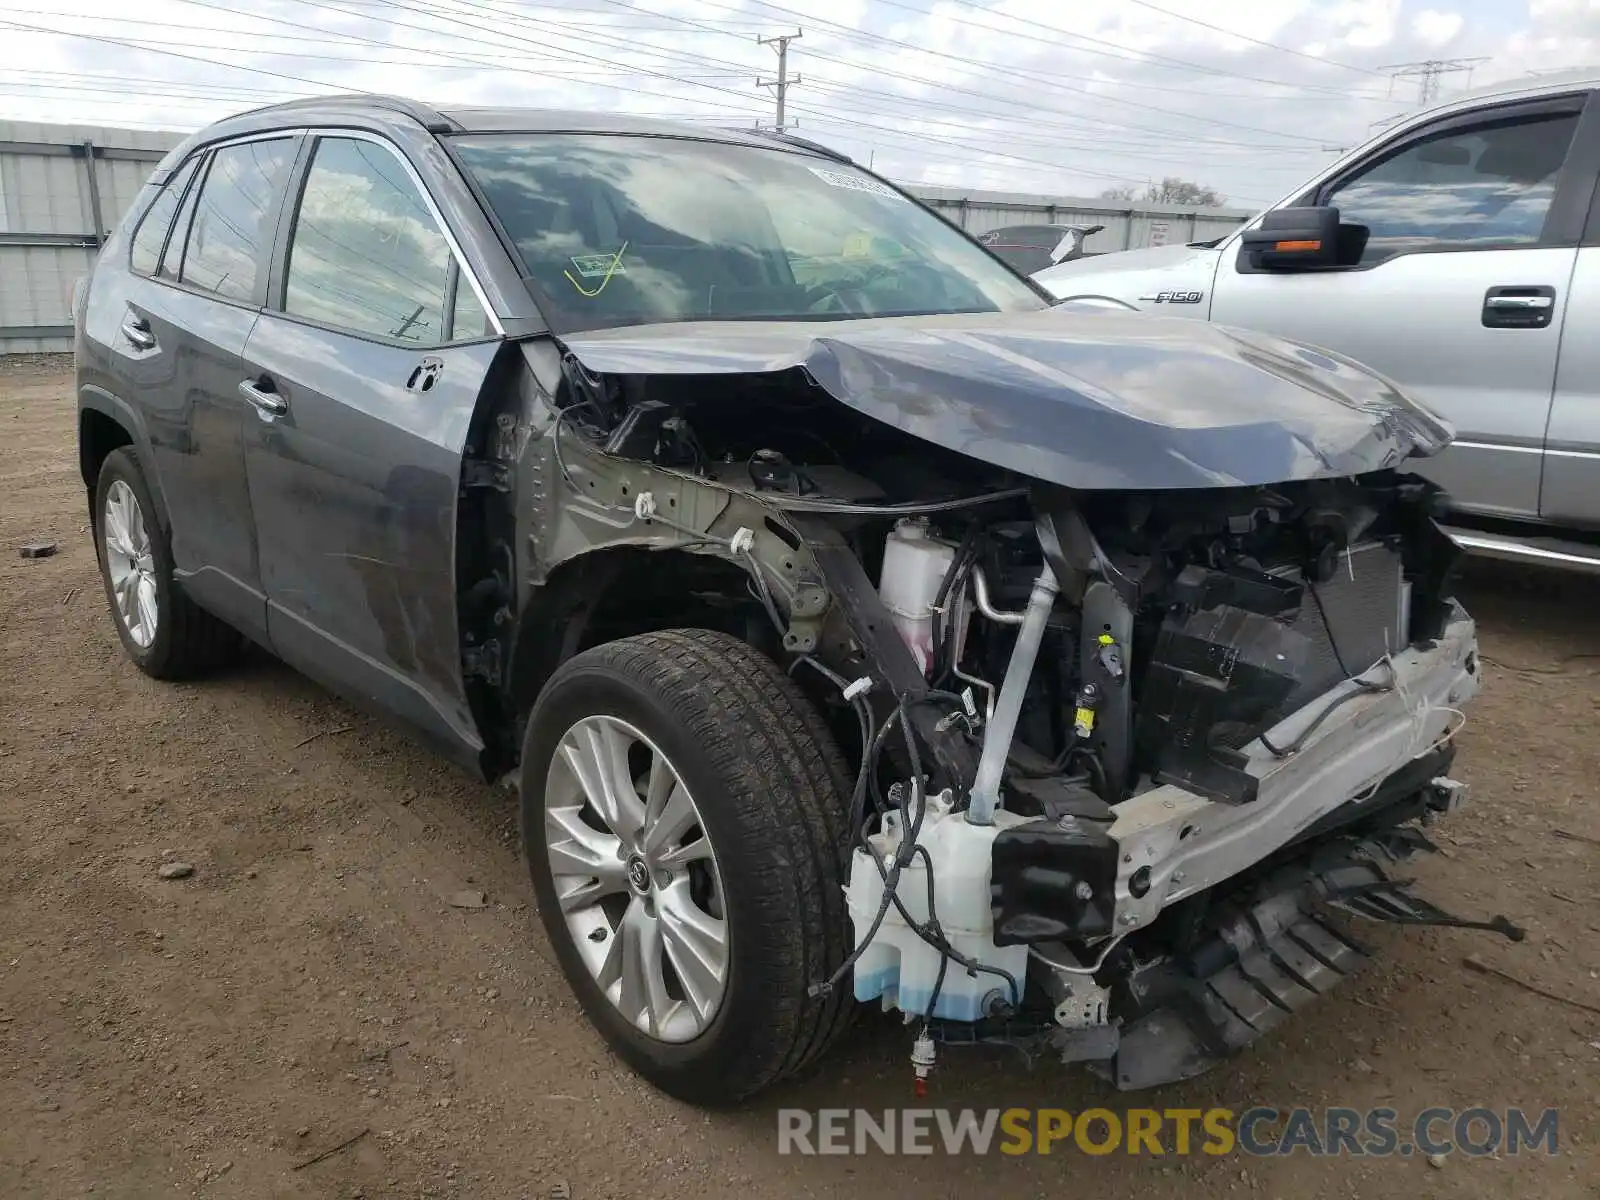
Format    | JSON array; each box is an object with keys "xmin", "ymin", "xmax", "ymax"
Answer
[{"xmin": 626, "ymin": 855, "xmax": 652, "ymax": 894}]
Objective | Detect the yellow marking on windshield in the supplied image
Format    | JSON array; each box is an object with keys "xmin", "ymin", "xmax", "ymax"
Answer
[{"xmin": 564, "ymin": 241, "xmax": 630, "ymax": 297}]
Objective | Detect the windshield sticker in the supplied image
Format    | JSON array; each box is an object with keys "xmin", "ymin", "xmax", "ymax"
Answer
[
  {"xmin": 842, "ymin": 232, "xmax": 873, "ymax": 258},
  {"xmin": 564, "ymin": 243, "xmax": 630, "ymax": 298},
  {"xmin": 807, "ymin": 166, "xmax": 898, "ymax": 199},
  {"xmin": 569, "ymin": 252, "xmax": 628, "ymax": 279}
]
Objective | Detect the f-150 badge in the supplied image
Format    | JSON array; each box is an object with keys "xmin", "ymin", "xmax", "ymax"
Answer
[{"xmin": 1139, "ymin": 290, "xmax": 1205, "ymax": 304}]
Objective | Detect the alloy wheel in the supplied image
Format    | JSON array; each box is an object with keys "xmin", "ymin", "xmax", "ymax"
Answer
[
  {"xmin": 103, "ymin": 479, "xmax": 158, "ymax": 648},
  {"xmin": 543, "ymin": 715, "xmax": 729, "ymax": 1043}
]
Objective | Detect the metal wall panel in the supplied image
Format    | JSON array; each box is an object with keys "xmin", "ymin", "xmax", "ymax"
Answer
[
  {"xmin": 0, "ymin": 120, "xmax": 182, "ymax": 354},
  {"xmin": 909, "ymin": 184, "xmax": 1253, "ymax": 253}
]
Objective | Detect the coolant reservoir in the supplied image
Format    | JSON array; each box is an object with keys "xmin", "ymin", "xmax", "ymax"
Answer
[
  {"xmin": 878, "ymin": 519, "xmax": 959, "ymax": 675},
  {"xmin": 846, "ymin": 793, "xmax": 1031, "ymax": 1021}
]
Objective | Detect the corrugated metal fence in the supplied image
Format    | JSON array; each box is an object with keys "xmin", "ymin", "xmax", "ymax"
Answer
[
  {"xmin": 912, "ymin": 184, "xmax": 1254, "ymax": 252},
  {"xmin": 1, "ymin": 121, "xmax": 1255, "ymax": 354},
  {"xmin": 1, "ymin": 121, "xmax": 183, "ymax": 353}
]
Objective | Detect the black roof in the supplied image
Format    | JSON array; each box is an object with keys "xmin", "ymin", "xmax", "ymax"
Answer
[{"xmin": 208, "ymin": 93, "xmax": 847, "ymax": 159}]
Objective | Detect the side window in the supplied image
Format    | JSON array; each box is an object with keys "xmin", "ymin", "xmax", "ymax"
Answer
[
  {"xmin": 181, "ymin": 138, "xmax": 296, "ymax": 301},
  {"xmin": 284, "ymin": 136, "xmax": 460, "ymax": 343},
  {"xmin": 1326, "ymin": 112, "xmax": 1579, "ymax": 263},
  {"xmin": 129, "ymin": 157, "xmax": 199, "ymax": 277},
  {"xmin": 160, "ymin": 153, "xmax": 206, "ymax": 281},
  {"xmin": 449, "ymin": 271, "xmax": 490, "ymax": 340}
]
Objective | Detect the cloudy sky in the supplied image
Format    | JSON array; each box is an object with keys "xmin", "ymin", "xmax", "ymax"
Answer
[{"xmin": 2, "ymin": 0, "xmax": 1598, "ymax": 208}]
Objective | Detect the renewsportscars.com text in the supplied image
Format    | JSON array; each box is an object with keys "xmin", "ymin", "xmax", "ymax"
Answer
[{"xmin": 776, "ymin": 1106, "xmax": 1559, "ymax": 1158}]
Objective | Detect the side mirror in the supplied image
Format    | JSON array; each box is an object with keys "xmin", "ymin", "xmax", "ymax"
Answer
[{"xmin": 1240, "ymin": 206, "xmax": 1346, "ymax": 271}]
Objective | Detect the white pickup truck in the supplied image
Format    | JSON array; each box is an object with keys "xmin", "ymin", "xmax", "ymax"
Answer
[{"xmin": 1034, "ymin": 66, "xmax": 1600, "ymax": 573}]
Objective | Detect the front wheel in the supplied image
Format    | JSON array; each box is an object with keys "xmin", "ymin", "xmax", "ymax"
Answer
[{"xmin": 520, "ymin": 629, "xmax": 854, "ymax": 1105}]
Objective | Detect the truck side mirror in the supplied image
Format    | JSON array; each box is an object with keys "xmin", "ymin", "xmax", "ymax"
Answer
[{"xmin": 1240, "ymin": 206, "xmax": 1363, "ymax": 271}]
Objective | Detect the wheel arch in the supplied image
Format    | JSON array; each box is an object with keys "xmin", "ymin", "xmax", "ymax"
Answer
[
  {"xmin": 77, "ymin": 387, "xmax": 168, "ymax": 533},
  {"xmin": 504, "ymin": 545, "xmax": 774, "ymax": 742}
]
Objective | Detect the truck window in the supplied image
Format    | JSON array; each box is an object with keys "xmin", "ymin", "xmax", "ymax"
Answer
[{"xmin": 1326, "ymin": 112, "xmax": 1578, "ymax": 264}]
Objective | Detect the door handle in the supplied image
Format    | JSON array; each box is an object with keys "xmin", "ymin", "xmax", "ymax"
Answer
[
  {"xmin": 119, "ymin": 314, "xmax": 156, "ymax": 351},
  {"xmin": 1483, "ymin": 285, "xmax": 1556, "ymax": 329},
  {"xmin": 238, "ymin": 377, "xmax": 288, "ymax": 417}
]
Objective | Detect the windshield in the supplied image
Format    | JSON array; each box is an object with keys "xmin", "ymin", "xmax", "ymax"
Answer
[{"xmin": 450, "ymin": 133, "xmax": 1048, "ymax": 332}]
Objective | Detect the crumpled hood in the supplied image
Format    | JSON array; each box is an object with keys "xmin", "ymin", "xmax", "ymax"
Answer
[{"xmin": 557, "ymin": 308, "xmax": 1452, "ymax": 491}]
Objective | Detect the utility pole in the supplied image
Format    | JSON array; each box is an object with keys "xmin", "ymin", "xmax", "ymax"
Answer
[
  {"xmin": 1377, "ymin": 57, "xmax": 1490, "ymax": 106},
  {"xmin": 757, "ymin": 29, "xmax": 802, "ymax": 131}
]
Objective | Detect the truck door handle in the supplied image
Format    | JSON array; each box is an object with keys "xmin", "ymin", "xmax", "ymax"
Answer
[
  {"xmin": 119, "ymin": 314, "xmax": 156, "ymax": 351},
  {"xmin": 238, "ymin": 376, "xmax": 288, "ymax": 417},
  {"xmin": 1483, "ymin": 285, "xmax": 1556, "ymax": 328}
]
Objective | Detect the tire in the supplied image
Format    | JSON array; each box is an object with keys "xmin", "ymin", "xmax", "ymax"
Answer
[
  {"xmin": 520, "ymin": 628, "xmax": 855, "ymax": 1105},
  {"xmin": 93, "ymin": 447, "xmax": 241, "ymax": 679}
]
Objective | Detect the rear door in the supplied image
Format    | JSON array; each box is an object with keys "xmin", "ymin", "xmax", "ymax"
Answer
[
  {"xmin": 1210, "ymin": 93, "xmax": 1599, "ymax": 521},
  {"xmin": 93, "ymin": 134, "xmax": 299, "ymax": 642},
  {"xmin": 240, "ymin": 131, "xmax": 500, "ymax": 765}
]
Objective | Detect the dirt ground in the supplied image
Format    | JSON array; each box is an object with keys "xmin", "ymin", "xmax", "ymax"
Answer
[{"xmin": 1, "ymin": 354, "xmax": 1597, "ymax": 1200}]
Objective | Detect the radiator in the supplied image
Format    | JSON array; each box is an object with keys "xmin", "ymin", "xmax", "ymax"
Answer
[{"xmin": 1278, "ymin": 540, "xmax": 1410, "ymax": 710}]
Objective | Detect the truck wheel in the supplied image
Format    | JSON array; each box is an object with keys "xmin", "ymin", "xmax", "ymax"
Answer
[
  {"xmin": 93, "ymin": 447, "xmax": 240, "ymax": 679},
  {"xmin": 520, "ymin": 629, "xmax": 854, "ymax": 1105}
]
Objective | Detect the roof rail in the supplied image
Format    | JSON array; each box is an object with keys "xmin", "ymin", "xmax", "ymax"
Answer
[
  {"xmin": 738, "ymin": 127, "xmax": 852, "ymax": 163},
  {"xmin": 231, "ymin": 93, "xmax": 462, "ymax": 134}
]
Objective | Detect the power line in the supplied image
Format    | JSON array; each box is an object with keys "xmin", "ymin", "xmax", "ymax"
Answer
[
  {"xmin": 795, "ymin": 79, "xmax": 1328, "ymax": 161},
  {"xmin": 2, "ymin": 9, "xmax": 764, "ymax": 130},
  {"xmin": 859, "ymin": 0, "xmax": 1382, "ymax": 97},
  {"xmin": 368, "ymin": 0, "xmax": 1389, "ymax": 171},
  {"xmin": 342, "ymin": 0, "xmax": 1245, "ymax": 177},
  {"xmin": 561, "ymin": 0, "xmax": 1344, "ymax": 149},
  {"xmin": 1119, "ymin": 0, "xmax": 1389, "ymax": 77},
  {"xmin": 1, "ymin": 12, "xmax": 752, "ymax": 77},
  {"xmin": 368, "ymin": 0, "xmax": 1347, "ymax": 183},
  {"xmin": 4, "ymin": 0, "xmax": 1335, "ymax": 200},
  {"xmin": 586, "ymin": 0, "xmax": 1342, "ymax": 141},
  {"xmin": 16, "ymin": 3, "xmax": 1340, "ymax": 158},
  {"xmin": 0, "ymin": 15, "xmax": 364, "ymax": 94}
]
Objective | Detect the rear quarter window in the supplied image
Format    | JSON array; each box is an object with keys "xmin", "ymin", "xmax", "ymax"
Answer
[{"xmin": 129, "ymin": 158, "xmax": 199, "ymax": 277}]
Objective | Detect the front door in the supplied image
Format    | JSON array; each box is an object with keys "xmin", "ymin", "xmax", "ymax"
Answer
[
  {"xmin": 239, "ymin": 133, "xmax": 499, "ymax": 765},
  {"xmin": 1211, "ymin": 95, "xmax": 1595, "ymax": 521}
]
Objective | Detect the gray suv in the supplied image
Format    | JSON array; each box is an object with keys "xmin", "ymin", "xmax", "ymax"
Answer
[{"xmin": 76, "ymin": 95, "xmax": 1504, "ymax": 1105}]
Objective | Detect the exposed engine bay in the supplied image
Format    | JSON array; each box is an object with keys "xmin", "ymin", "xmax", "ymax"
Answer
[{"xmin": 489, "ymin": 320, "xmax": 1512, "ymax": 1091}]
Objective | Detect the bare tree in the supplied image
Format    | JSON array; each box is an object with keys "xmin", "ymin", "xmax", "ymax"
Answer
[
  {"xmin": 1147, "ymin": 177, "xmax": 1226, "ymax": 206},
  {"xmin": 1099, "ymin": 179, "xmax": 1226, "ymax": 206}
]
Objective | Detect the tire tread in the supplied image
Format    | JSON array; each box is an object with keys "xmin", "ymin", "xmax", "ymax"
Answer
[{"xmin": 524, "ymin": 628, "xmax": 856, "ymax": 1103}]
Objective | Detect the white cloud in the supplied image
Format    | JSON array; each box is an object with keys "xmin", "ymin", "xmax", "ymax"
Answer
[{"xmin": 1412, "ymin": 7, "xmax": 1465, "ymax": 44}]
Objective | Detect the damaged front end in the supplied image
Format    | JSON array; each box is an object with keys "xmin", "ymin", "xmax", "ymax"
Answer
[{"xmin": 500, "ymin": 311, "xmax": 1511, "ymax": 1091}]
